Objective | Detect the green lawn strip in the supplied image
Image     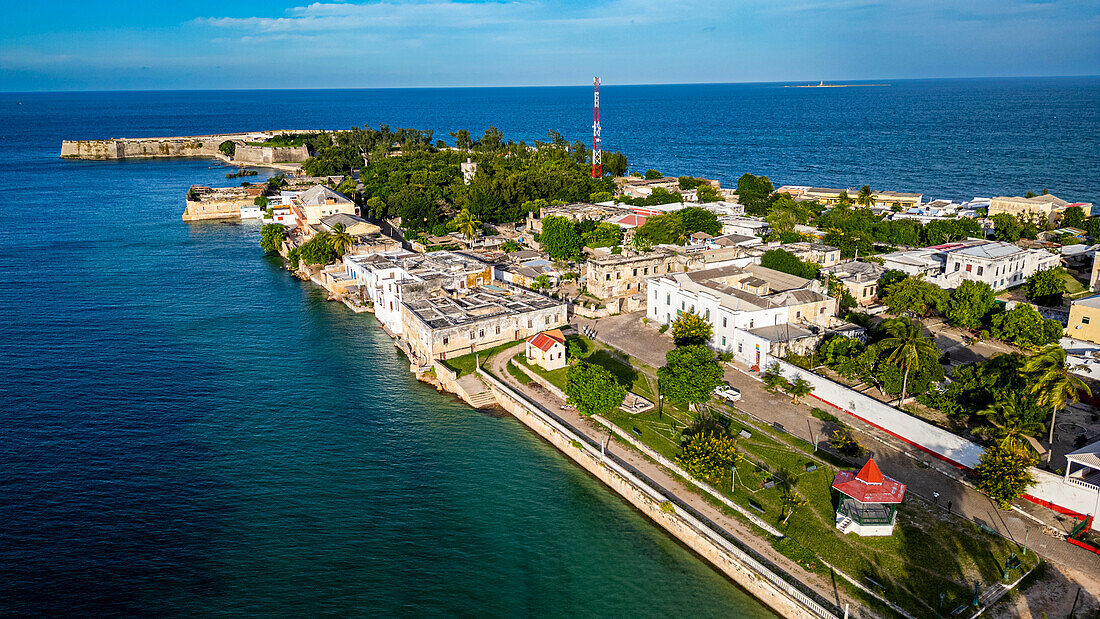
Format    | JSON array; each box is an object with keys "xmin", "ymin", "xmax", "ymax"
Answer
[
  {"xmin": 1059, "ymin": 269, "xmax": 1087, "ymax": 295},
  {"xmin": 505, "ymin": 359, "xmax": 532, "ymax": 384},
  {"xmin": 440, "ymin": 341, "xmax": 521, "ymax": 376}
]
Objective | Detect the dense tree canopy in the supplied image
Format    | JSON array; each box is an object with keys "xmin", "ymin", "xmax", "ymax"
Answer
[
  {"xmin": 975, "ymin": 445, "xmax": 1036, "ymax": 510},
  {"xmin": 539, "ymin": 215, "xmax": 585, "ymax": 260},
  {"xmin": 634, "ymin": 207, "xmax": 719, "ymax": 246},
  {"xmin": 945, "ymin": 280, "xmax": 997, "ymax": 329},
  {"xmin": 760, "ymin": 249, "xmax": 819, "ymax": 279},
  {"xmin": 989, "ymin": 304, "xmax": 1063, "ymax": 349},
  {"xmin": 659, "ymin": 345, "xmax": 724, "ymax": 405},
  {"xmin": 881, "ymin": 276, "xmax": 948, "ymax": 317},
  {"xmin": 671, "ymin": 310, "xmax": 713, "ymax": 347},
  {"xmin": 1025, "ymin": 267, "xmax": 1067, "ymax": 307},
  {"xmin": 566, "ymin": 362, "xmax": 627, "ymax": 416}
]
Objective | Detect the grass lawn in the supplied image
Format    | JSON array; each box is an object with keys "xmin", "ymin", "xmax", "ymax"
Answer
[
  {"xmin": 549, "ymin": 346, "xmax": 1037, "ymax": 617},
  {"xmin": 440, "ymin": 341, "xmax": 522, "ymax": 377},
  {"xmin": 1059, "ymin": 270, "xmax": 1087, "ymax": 296}
]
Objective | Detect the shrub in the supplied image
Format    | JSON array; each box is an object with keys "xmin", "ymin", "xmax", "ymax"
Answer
[{"xmin": 829, "ymin": 429, "xmax": 865, "ymax": 457}]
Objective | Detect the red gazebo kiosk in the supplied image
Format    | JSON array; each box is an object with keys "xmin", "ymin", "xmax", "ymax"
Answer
[{"xmin": 832, "ymin": 458, "xmax": 906, "ymax": 536}]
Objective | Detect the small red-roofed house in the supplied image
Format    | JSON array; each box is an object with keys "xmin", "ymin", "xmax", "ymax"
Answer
[
  {"xmin": 832, "ymin": 458, "xmax": 906, "ymax": 536},
  {"xmin": 525, "ymin": 329, "xmax": 567, "ymax": 371}
]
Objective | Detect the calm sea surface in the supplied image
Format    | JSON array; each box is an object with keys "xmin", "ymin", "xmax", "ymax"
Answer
[{"xmin": 1, "ymin": 79, "xmax": 1097, "ymax": 616}]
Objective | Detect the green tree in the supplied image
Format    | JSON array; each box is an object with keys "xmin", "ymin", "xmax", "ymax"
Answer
[
  {"xmin": 974, "ymin": 445, "xmax": 1036, "ymax": 509},
  {"xmin": 602, "ymin": 152, "xmax": 629, "ymax": 177},
  {"xmin": 330, "ymin": 222, "xmax": 354, "ymax": 257},
  {"xmin": 736, "ymin": 173, "xmax": 774, "ymax": 215},
  {"xmin": 1062, "ymin": 206, "xmax": 1086, "ymax": 229},
  {"xmin": 566, "ymin": 361, "xmax": 627, "ymax": 416},
  {"xmin": 454, "ymin": 208, "xmax": 482, "ymax": 249},
  {"xmin": 1025, "ymin": 267, "xmax": 1066, "ymax": 307},
  {"xmin": 979, "ymin": 394, "xmax": 1045, "ymax": 453},
  {"xmin": 760, "ymin": 249, "xmax": 819, "ymax": 279},
  {"xmin": 784, "ymin": 376, "xmax": 813, "ymax": 404},
  {"xmin": 219, "ymin": 140, "xmax": 236, "ymax": 157},
  {"xmin": 1023, "ymin": 345, "xmax": 1091, "ymax": 455},
  {"xmin": 254, "ymin": 195, "xmax": 269, "ymax": 208},
  {"xmin": 644, "ymin": 169, "xmax": 664, "ymax": 180},
  {"xmin": 829, "ymin": 429, "xmax": 865, "ymax": 457},
  {"xmin": 879, "ymin": 317, "xmax": 938, "ymax": 405},
  {"xmin": 836, "ymin": 191, "xmax": 852, "ymax": 207},
  {"xmin": 945, "ymin": 280, "xmax": 996, "ymax": 328},
  {"xmin": 582, "ymin": 222, "xmax": 623, "ymax": 248},
  {"xmin": 539, "ymin": 215, "xmax": 584, "ymax": 260},
  {"xmin": 449, "ymin": 129, "xmax": 473, "ymax": 149},
  {"xmin": 992, "ymin": 213, "xmax": 1022, "ymax": 242},
  {"xmin": 479, "ymin": 126, "xmax": 504, "ymax": 150},
  {"xmin": 671, "ymin": 309, "xmax": 713, "ymax": 347},
  {"xmin": 531, "ymin": 274, "xmax": 551, "ymax": 291},
  {"xmin": 882, "ymin": 276, "xmax": 948, "ymax": 317},
  {"xmin": 679, "ymin": 206, "xmax": 721, "ymax": 236},
  {"xmin": 295, "ymin": 231, "xmax": 339, "ymax": 266},
  {"xmin": 677, "ymin": 431, "xmax": 741, "ymax": 483},
  {"xmin": 390, "ymin": 185, "xmax": 439, "ymax": 231},
  {"xmin": 589, "ymin": 191, "xmax": 614, "ymax": 203},
  {"xmin": 990, "ymin": 305, "xmax": 1064, "ymax": 349},
  {"xmin": 658, "ymin": 345, "xmax": 724, "ymax": 405},
  {"xmin": 260, "ymin": 223, "xmax": 287, "ymax": 255},
  {"xmin": 365, "ymin": 195, "xmax": 387, "ymax": 219},
  {"xmin": 856, "ymin": 185, "xmax": 875, "ymax": 208},
  {"xmin": 696, "ymin": 184, "xmax": 720, "ymax": 203}
]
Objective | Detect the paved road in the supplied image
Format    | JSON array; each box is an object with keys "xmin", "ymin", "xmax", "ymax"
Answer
[{"xmin": 575, "ymin": 311, "xmax": 1100, "ymax": 597}]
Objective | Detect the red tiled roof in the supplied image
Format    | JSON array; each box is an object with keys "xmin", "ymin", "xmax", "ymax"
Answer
[
  {"xmin": 831, "ymin": 458, "xmax": 906, "ymax": 504},
  {"xmin": 527, "ymin": 331, "xmax": 564, "ymax": 353},
  {"xmin": 607, "ymin": 213, "xmax": 647, "ymax": 227}
]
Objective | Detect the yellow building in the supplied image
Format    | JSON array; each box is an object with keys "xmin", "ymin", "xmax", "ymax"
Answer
[
  {"xmin": 989, "ymin": 194, "xmax": 1069, "ymax": 224},
  {"xmin": 1066, "ymin": 295, "xmax": 1100, "ymax": 344}
]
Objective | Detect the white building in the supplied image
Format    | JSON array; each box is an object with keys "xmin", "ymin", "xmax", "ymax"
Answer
[
  {"xmin": 879, "ymin": 240, "xmax": 1059, "ymax": 291},
  {"xmin": 647, "ymin": 264, "xmax": 839, "ymax": 368},
  {"xmin": 719, "ymin": 217, "xmax": 768, "ymax": 238},
  {"xmin": 699, "ymin": 201, "xmax": 745, "ymax": 217}
]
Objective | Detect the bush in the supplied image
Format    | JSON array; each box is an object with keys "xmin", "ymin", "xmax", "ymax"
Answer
[
  {"xmin": 644, "ymin": 169, "xmax": 663, "ymax": 180},
  {"xmin": 219, "ymin": 140, "xmax": 236, "ymax": 157},
  {"xmin": 975, "ymin": 445, "xmax": 1037, "ymax": 509},
  {"xmin": 260, "ymin": 223, "xmax": 287, "ymax": 255},
  {"xmin": 829, "ymin": 429, "xmax": 865, "ymax": 457},
  {"xmin": 658, "ymin": 324, "xmax": 668, "ymax": 334}
]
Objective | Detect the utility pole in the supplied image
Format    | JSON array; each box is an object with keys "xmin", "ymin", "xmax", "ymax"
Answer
[{"xmin": 592, "ymin": 77, "xmax": 602, "ymax": 179}]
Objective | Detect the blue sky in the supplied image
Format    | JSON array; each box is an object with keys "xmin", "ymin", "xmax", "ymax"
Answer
[{"xmin": 2, "ymin": 0, "xmax": 1097, "ymax": 91}]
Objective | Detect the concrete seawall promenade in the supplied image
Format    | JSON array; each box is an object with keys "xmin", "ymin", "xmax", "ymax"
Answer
[{"xmin": 474, "ymin": 358, "xmax": 841, "ymax": 619}]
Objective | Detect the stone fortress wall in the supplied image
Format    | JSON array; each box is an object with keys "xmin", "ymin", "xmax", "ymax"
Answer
[{"xmin": 60, "ymin": 130, "xmax": 318, "ymax": 164}]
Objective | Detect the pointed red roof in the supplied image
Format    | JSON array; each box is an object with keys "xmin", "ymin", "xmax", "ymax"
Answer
[
  {"xmin": 526, "ymin": 330, "xmax": 565, "ymax": 353},
  {"xmin": 831, "ymin": 458, "xmax": 906, "ymax": 504},
  {"xmin": 855, "ymin": 458, "xmax": 884, "ymax": 485}
]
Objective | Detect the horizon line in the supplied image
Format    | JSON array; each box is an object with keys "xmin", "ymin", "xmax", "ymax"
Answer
[{"xmin": 3, "ymin": 73, "xmax": 1098, "ymax": 95}]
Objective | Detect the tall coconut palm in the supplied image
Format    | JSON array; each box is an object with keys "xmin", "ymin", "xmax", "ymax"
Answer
[
  {"xmin": 1022, "ymin": 345, "xmax": 1091, "ymax": 457},
  {"xmin": 979, "ymin": 395, "xmax": 1046, "ymax": 454},
  {"xmin": 879, "ymin": 317, "xmax": 938, "ymax": 405},
  {"xmin": 454, "ymin": 208, "xmax": 482, "ymax": 249},
  {"xmin": 331, "ymin": 222, "xmax": 354, "ymax": 257},
  {"xmin": 856, "ymin": 185, "xmax": 875, "ymax": 208}
]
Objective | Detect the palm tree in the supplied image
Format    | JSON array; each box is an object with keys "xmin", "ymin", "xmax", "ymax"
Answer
[
  {"xmin": 879, "ymin": 317, "xmax": 937, "ymax": 405},
  {"xmin": 331, "ymin": 222, "xmax": 354, "ymax": 257},
  {"xmin": 856, "ymin": 185, "xmax": 875, "ymax": 208},
  {"xmin": 1022, "ymin": 345, "xmax": 1091, "ymax": 459},
  {"xmin": 979, "ymin": 395, "xmax": 1045, "ymax": 454},
  {"xmin": 454, "ymin": 208, "xmax": 482, "ymax": 249},
  {"xmin": 837, "ymin": 191, "xmax": 852, "ymax": 207}
]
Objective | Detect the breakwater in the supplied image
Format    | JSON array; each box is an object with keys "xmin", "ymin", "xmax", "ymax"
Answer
[{"xmin": 60, "ymin": 130, "xmax": 317, "ymax": 167}]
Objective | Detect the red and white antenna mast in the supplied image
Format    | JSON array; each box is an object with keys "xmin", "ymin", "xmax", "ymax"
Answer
[{"xmin": 592, "ymin": 76, "xmax": 602, "ymax": 178}]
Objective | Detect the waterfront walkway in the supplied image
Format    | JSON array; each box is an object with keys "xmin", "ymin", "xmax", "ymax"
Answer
[
  {"xmin": 486, "ymin": 344, "xmax": 869, "ymax": 617},
  {"xmin": 573, "ymin": 311, "xmax": 1100, "ymax": 601}
]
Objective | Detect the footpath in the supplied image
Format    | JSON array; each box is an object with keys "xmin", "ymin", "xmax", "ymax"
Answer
[
  {"xmin": 574, "ymin": 312, "xmax": 1100, "ymax": 599},
  {"xmin": 484, "ymin": 345, "xmax": 863, "ymax": 617}
]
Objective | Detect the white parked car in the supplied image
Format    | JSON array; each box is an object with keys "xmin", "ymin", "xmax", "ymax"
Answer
[{"xmin": 714, "ymin": 383, "xmax": 742, "ymax": 403}]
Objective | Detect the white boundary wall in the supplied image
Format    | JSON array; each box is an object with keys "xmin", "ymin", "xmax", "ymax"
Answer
[{"xmin": 769, "ymin": 360, "xmax": 1100, "ymax": 522}]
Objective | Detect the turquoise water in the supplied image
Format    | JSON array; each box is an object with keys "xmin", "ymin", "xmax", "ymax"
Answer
[
  {"xmin": 3, "ymin": 79, "xmax": 1098, "ymax": 615},
  {"xmin": 0, "ymin": 162, "xmax": 774, "ymax": 615}
]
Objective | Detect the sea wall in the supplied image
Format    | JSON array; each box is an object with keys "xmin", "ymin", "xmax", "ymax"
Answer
[
  {"xmin": 234, "ymin": 144, "xmax": 311, "ymax": 164},
  {"xmin": 182, "ymin": 197, "xmax": 249, "ymax": 221},
  {"xmin": 477, "ymin": 366, "xmax": 839, "ymax": 619},
  {"xmin": 61, "ymin": 138, "xmax": 221, "ymax": 160}
]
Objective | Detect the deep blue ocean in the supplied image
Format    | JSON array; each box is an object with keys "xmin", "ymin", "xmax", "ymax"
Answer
[{"xmin": 1, "ymin": 79, "xmax": 1097, "ymax": 616}]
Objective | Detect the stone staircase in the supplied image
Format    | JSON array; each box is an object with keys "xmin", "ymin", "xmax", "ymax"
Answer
[
  {"xmin": 456, "ymin": 374, "xmax": 499, "ymax": 409},
  {"xmin": 836, "ymin": 516, "xmax": 854, "ymax": 534}
]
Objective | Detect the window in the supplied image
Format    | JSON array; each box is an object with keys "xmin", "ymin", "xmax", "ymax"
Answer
[
  {"xmin": 495, "ymin": 326, "xmax": 501, "ymax": 335},
  {"xmin": 954, "ymin": 262, "xmax": 960, "ymax": 272},
  {"xmin": 705, "ymin": 309, "xmax": 710, "ymax": 320},
  {"xmin": 644, "ymin": 268, "xmax": 649, "ymax": 275},
  {"xmin": 479, "ymin": 329, "xmax": 484, "ymax": 338},
  {"xmin": 795, "ymin": 311, "xmax": 801, "ymax": 319},
  {"xmin": 605, "ymin": 274, "xmax": 611, "ymax": 281},
  {"xmin": 545, "ymin": 316, "xmax": 551, "ymax": 324},
  {"xmin": 820, "ymin": 307, "xmax": 826, "ymax": 314},
  {"xmin": 977, "ymin": 266, "xmax": 983, "ymax": 276},
  {"xmin": 1084, "ymin": 317, "xmax": 1091, "ymax": 325},
  {"xmin": 749, "ymin": 319, "xmax": 754, "ymax": 328},
  {"xmin": 632, "ymin": 268, "xmax": 638, "ymax": 276},
  {"xmin": 722, "ymin": 336, "xmax": 726, "ymax": 345},
  {"xmin": 666, "ymin": 294, "xmax": 670, "ymax": 305},
  {"xmin": 965, "ymin": 264, "xmax": 972, "ymax": 272},
  {"xmin": 527, "ymin": 319, "xmax": 533, "ymax": 328},
  {"xmin": 443, "ymin": 337, "xmax": 449, "ymax": 345},
  {"xmin": 616, "ymin": 272, "xmax": 622, "ymax": 280},
  {"xmin": 722, "ymin": 317, "xmax": 727, "ymax": 328},
  {"xmin": 738, "ymin": 343, "xmax": 743, "ymax": 353}
]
